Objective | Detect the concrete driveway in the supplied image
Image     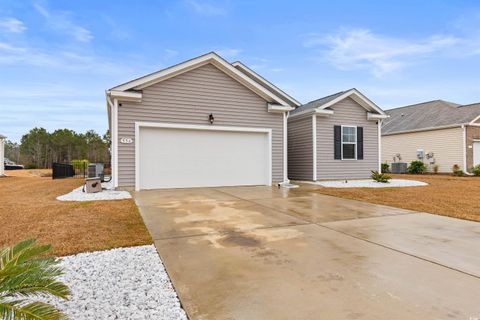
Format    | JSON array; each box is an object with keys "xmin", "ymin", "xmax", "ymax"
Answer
[{"xmin": 134, "ymin": 185, "xmax": 480, "ymax": 320}]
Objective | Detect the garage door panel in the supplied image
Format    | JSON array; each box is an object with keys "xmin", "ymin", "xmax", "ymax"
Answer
[{"xmin": 139, "ymin": 126, "xmax": 270, "ymax": 189}]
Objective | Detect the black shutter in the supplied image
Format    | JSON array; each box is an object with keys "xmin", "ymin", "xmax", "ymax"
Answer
[
  {"xmin": 357, "ymin": 127, "xmax": 364, "ymax": 160},
  {"xmin": 334, "ymin": 125, "xmax": 341, "ymax": 160}
]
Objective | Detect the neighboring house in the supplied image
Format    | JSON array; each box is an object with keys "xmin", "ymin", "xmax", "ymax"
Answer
[
  {"xmin": 382, "ymin": 100, "xmax": 480, "ymax": 173},
  {"xmin": 106, "ymin": 52, "xmax": 300, "ymax": 190},
  {"xmin": 0, "ymin": 134, "xmax": 5, "ymax": 176},
  {"xmin": 288, "ymin": 89, "xmax": 388, "ymax": 181}
]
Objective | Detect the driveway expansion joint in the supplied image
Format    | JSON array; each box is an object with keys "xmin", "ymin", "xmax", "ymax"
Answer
[{"xmin": 318, "ymin": 223, "xmax": 480, "ymax": 280}]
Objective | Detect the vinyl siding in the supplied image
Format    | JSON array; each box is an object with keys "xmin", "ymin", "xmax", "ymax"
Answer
[
  {"xmin": 288, "ymin": 116, "xmax": 312, "ymax": 180},
  {"xmin": 382, "ymin": 127, "xmax": 464, "ymax": 172},
  {"xmin": 117, "ymin": 63, "xmax": 284, "ymax": 187},
  {"xmin": 316, "ymin": 97, "xmax": 379, "ymax": 179}
]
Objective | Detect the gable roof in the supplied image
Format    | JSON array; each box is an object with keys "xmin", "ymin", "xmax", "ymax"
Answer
[
  {"xmin": 231, "ymin": 61, "xmax": 301, "ymax": 107},
  {"xmin": 108, "ymin": 52, "xmax": 293, "ymax": 107},
  {"xmin": 290, "ymin": 88, "xmax": 387, "ymax": 118},
  {"xmin": 382, "ymin": 100, "xmax": 480, "ymax": 135}
]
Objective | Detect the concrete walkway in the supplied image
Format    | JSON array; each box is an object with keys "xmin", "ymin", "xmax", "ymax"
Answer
[{"xmin": 134, "ymin": 185, "xmax": 480, "ymax": 320}]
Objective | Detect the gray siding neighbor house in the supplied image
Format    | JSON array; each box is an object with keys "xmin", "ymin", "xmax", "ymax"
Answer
[
  {"xmin": 382, "ymin": 100, "xmax": 480, "ymax": 173},
  {"xmin": 106, "ymin": 52, "xmax": 299, "ymax": 190},
  {"xmin": 288, "ymin": 89, "xmax": 388, "ymax": 181}
]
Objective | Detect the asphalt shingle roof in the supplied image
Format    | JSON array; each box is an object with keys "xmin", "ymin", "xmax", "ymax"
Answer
[
  {"xmin": 382, "ymin": 100, "xmax": 480, "ymax": 135},
  {"xmin": 290, "ymin": 90, "xmax": 347, "ymax": 115}
]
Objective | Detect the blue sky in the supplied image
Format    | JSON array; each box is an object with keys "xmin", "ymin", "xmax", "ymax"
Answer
[{"xmin": 1, "ymin": 0, "xmax": 480, "ymax": 142}]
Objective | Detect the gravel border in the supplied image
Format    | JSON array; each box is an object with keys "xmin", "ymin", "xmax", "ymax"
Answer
[
  {"xmin": 46, "ymin": 245, "xmax": 187, "ymax": 320},
  {"xmin": 309, "ymin": 179, "xmax": 428, "ymax": 188},
  {"xmin": 56, "ymin": 181, "xmax": 132, "ymax": 201}
]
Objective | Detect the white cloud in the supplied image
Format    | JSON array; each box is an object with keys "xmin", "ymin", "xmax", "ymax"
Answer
[
  {"xmin": 185, "ymin": 0, "xmax": 227, "ymax": 16},
  {"xmin": 164, "ymin": 49, "xmax": 179, "ymax": 59},
  {"xmin": 305, "ymin": 29, "xmax": 460, "ymax": 77},
  {"xmin": 216, "ymin": 48, "xmax": 241, "ymax": 58},
  {"xmin": 33, "ymin": 3, "xmax": 93, "ymax": 42},
  {"xmin": 0, "ymin": 17, "xmax": 26, "ymax": 33}
]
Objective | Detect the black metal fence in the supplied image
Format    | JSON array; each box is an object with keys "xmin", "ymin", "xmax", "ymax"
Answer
[{"xmin": 52, "ymin": 162, "xmax": 87, "ymax": 179}]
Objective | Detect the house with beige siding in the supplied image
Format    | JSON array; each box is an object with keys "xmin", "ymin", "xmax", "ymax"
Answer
[
  {"xmin": 106, "ymin": 52, "xmax": 300, "ymax": 190},
  {"xmin": 288, "ymin": 89, "xmax": 388, "ymax": 181},
  {"xmin": 382, "ymin": 100, "xmax": 480, "ymax": 173}
]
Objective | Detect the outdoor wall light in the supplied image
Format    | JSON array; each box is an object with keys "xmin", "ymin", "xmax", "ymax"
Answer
[{"xmin": 208, "ymin": 113, "xmax": 215, "ymax": 124}]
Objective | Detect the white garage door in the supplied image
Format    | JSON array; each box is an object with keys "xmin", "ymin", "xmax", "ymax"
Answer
[{"xmin": 138, "ymin": 125, "xmax": 271, "ymax": 189}]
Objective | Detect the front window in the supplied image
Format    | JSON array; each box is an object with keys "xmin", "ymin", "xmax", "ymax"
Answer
[{"xmin": 342, "ymin": 126, "xmax": 356, "ymax": 160}]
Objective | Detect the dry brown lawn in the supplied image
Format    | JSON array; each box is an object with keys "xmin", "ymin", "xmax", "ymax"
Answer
[
  {"xmin": 314, "ymin": 174, "xmax": 480, "ymax": 222},
  {"xmin": 0, "ymin": 171, "xmax": 152, "ymax": 256}
]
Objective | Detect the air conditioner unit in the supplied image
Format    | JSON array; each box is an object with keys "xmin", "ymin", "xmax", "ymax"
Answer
[{"xmin": 88, "ymin": 163, "xmax": 104, "ymax": 181}]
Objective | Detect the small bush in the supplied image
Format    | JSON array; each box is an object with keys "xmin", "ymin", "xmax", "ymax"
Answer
[
  {"xmin": 371, "ymin": 170, "xmax": 391, "ymax": 183},
  {"xmin": 452, "ymin": 164, "xmax": 464, "ymax": 177},
  {"xmin": 71, "ymin": 159, "xmax": 89, "ymax": 169},
  {"xmin": 472, "ymin": 164, "xmax": 480, "ymax": 176},
  {"xmin": 433, "ymin": 164, "xmax": 439, "ymax": 174},
  {"xmin": 408, "ymin": 160, "xmax": 427, "ymax": 174},
  {"xmin": 381, "ymin": 162, "xmax": 390, "ymax": 173}
]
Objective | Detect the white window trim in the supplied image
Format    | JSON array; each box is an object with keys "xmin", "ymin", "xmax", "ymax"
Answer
[
  {"xmin": 341, "ymin": 125, "xmax": 357, "ymax": 160},
  {"xmin": 134, "ymin": 122, "xmax": 273, "ymax": 191}
]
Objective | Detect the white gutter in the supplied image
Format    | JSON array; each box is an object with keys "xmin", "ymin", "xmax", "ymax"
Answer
[{"xmin": 267, "ymin": 103, "xmax": 295, "ymax": 113}]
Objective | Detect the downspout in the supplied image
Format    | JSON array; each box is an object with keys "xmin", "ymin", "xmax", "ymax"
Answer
[
  {"xmin": 312, "ymin": 114, "xmax": 317, "ymax": 181},
  {"xmin": 378, "ymin": 119, "xmax": 383, "ymax": 172},
  {"xmin": 282, "ymin": 111, "xmax": 289, "ymax": 184}
]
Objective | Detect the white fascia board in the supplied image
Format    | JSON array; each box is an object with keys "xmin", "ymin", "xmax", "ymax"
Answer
[
  {"xmin": 268, "ymin": 103, "xmax": 295, "ymax": 113},
  {"xmin": 469, "ymin": 114, "xmax": 480, "ymax": 125},
  {"xmin": 315, "ymin": 108, "xmax": 334, "ymax": 116},
  {"xmin": 110, "ymin": 52, "xmax": 289, "ymax": 106},
  {"xmin": 232, "ymin": 61, "xmax": 301, "ymax": 107},
  {"xmin": 367, "ymin": 112, "xmax": 390, "ymax": 120},
  {"xmin": 319, "ymin": 89, "xmax": 387, "ymax": 116},
  {"xmin": 289, "ymin": 108, "xmax": 334, "ymax": 120},
  {"xmin": 107, "ymin": 90, "xmax": 142, "ymax": 102}
]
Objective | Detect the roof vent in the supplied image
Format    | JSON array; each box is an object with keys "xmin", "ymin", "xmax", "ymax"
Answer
[{"xmin": 401, "ymin": 113, "xmax": 405, "ymax": 117}]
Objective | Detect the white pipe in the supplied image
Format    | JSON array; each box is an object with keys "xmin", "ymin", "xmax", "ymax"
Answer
[
  {"xmin": 378, "ymin": 119, "xmax": 382, "ymax": 172},
  {"xmin": 312, "ymin": 114, "xmax": 317, "ymax": 181},
  {"xmin": 0, "ymin": 137, "xmax": 5, "ymax": 176},
  {"xmin": 282, "ymin": 111, "xmax": 289, "ymax": 184}
]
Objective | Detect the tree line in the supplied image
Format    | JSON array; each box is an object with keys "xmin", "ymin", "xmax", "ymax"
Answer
[{"xmin": 4, "ymin": 128, "xmax": 110, "ymax": 169}]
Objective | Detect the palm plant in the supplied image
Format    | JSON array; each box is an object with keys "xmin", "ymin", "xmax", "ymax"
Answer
[{"xmin": 0, "ymin": 240, "xmax": 71, "ymax": 320}]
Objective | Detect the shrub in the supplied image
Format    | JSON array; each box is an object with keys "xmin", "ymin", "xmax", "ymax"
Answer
[
  {"xmin": 472, "ymin": 164, "xmax": 480, "ymax": 176},
  {"xmin": 71, "ymin": 159, "xmax": 89, "ymax": 168},
  {"xmin": 433, "ymin": 164, "xmax": 439, "ymax": 174},
  {"xmin": 0, "ymin": 239, "xmax": 71, "ymax": 319},
  {"xmin": 381, "ymin": 162, "xmax": 390, "ymax": 173},
  {"xmin": 408, "ymin": 160, "xmax": 427, "ymax": 174},
  {"xmin": 452, "ymin": 164, "xmax": 465, "ymax": 177},
  {"xmin": 371, "ymin": 170, "xmax": 391, "ymax": 183}
]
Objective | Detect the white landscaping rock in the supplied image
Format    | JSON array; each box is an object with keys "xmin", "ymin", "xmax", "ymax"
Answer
[
  {"xmin": 312, "ymin": 179, "xmax": 428, "ymax": 188},
  {"xmin": 57, "ymin": 181, "xmax": 132, "ymax": 201},
  {"xmin": 46, "ymin": 245, "xmax": 187, "ymax": 320}
]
